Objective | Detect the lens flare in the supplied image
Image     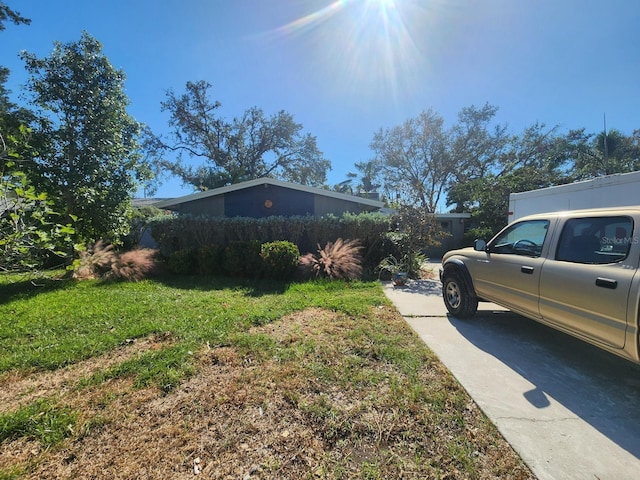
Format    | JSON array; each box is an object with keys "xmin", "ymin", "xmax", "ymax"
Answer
[{"xmin": 259, "ymin": 0, "xmax": 427, "ymax": 103}]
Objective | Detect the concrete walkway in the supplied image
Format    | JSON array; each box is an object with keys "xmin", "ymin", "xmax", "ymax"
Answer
[{"xmin": 382, "ymin": 272, "xmax": 640, "ymax": 480}]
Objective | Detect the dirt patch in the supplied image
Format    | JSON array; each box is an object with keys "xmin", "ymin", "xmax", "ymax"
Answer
[
  {"xmin": 0, "ymin": 332, "xmax": 175, "ymax": 412},
  {"xmin": 1, "ymin": 307, "xmax": 533, "ymax": 479}
]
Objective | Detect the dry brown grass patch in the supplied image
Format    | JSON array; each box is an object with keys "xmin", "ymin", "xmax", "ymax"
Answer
[
  {"xmin": 1, "ymin": 307, "xmax": 533, "ymax": 479},
  {"xmin": 0, "ymin": 333, "xmax": 175, "ymax": 413}
]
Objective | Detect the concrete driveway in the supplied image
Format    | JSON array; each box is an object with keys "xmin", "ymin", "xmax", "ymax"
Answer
[{"xmin": 382, "ymin": 273, "xmax": 640, "ymax": 480}]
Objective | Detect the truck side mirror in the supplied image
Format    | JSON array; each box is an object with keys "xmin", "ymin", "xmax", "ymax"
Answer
[{"xmin": 474, "ymin": 239, "xmax": 487, "ymax": 251}]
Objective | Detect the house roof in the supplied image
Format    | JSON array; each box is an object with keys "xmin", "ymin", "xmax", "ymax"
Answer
[{"xmin": 153, "ymin": 177, "xmax": 385, "ymax": 210}]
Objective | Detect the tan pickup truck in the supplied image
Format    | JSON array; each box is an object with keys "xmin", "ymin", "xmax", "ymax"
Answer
[{"xmin": 440, "ymin": 207, "xmax": 640, "ymax": 364}]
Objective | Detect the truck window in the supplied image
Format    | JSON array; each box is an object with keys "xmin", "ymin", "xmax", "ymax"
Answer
[
  {"xmin": 490, "ymin": 220, "xmax": 549, "ymax": 257},
  {"xmin": 555, "ymin": 216, "xmax": 633, "ymax": 264}
]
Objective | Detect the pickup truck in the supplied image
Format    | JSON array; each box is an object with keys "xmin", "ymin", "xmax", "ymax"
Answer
[{"xmin": 440, "ymin": 207, "xmax": 640, "ymax": 364}]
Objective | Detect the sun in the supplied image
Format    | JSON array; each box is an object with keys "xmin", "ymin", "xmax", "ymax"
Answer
[{"xmin": 263, "ymin": 0, "xmax": 424, "ymax": 101}]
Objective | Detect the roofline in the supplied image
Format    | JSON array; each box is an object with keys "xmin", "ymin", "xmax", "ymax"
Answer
[
  {"xmin": 518, "ymin": 206, "xmax": 640, "ymax": 221},
  {"xmin": 510, "ymin": 170, "xmax": 640, "ymax": 199},
  {"xmin": 153, "ymin": 177, "xmax": 385, "ymax": 209}
]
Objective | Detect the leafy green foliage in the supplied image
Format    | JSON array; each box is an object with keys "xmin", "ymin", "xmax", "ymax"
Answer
[
  {"xmin": 122, "ymin": 205, "xmax": 164, "ymax": 250},
  {"xmin": 148, "ymin": 212, "xmax": 393, "ymax": 275},
  {"xmin": 144, "ymin": 80, "xmax": 330, "ymax": 191},
  {"xmin": 371, "ymin": 108, "xmax": 450, "ymax": 212},
  {"xmin": 167, "ymin": 248, "xmax": 197, "ymax": 275},
  {"xmin": 198, "ymin": 243, "xmax": 225, "ymax": 274},
  {"xmin": 383, "ymin": 205, "xmax": 437, "ymax": 277},
  {"xmin": 260, "ymin": 240, "xmax": 300, "ymax": 280},
  {"xmin": 1, "ymin": 131, "xmax": 76, "ymax": 271},
  {"xmin": 223, "ymin": 240, "xmax": 262, "ymax": 277},
  {"xmin": 0, "ymin": 2, "xmax": 30, "ymax": 31},
  {"xmin": 20, "ymin": 32, "xmax": 152, "ymax": 244}
]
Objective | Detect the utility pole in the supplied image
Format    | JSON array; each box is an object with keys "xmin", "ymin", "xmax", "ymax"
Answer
[{"xmin": 603, "ymin": 113, "xmax": 609, "ymax": 173}]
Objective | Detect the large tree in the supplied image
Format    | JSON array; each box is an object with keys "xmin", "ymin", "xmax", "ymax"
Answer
[
  {"xmin": 20, "ymin": 32, "xmax": 151, "ymax": 243},
  {"xmin": 1, "ymin": 1, "xmax": 33, "ymax": 144},
  {"xmin": 371, "ymin": 109, "xmax": 450, "ymax": 211},
  {"xmin": 145, "ymin": 80, "xmax": 330, "ymax": 191},
  {"xmin": 0, "ymin": 2, "xmax": 75, "ymax": 271},
  {"xmin": 564, "ymin": 128, "xmax": 640, "ymax": 180}
]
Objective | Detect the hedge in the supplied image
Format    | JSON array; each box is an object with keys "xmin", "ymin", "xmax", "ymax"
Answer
[{"xmin": 148, "ymin": 213, "xmax": 395, "ymax": 275}]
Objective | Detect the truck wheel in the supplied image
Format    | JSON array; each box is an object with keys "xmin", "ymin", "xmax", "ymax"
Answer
[{"xmin": 442, "ymin": 271, "xmax": 478, "ymax": 318}]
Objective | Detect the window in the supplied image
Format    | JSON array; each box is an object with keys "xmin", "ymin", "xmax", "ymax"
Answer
[
  {"xmin": 490, "ymin": 220, "xmax": 549, "ymax": 257},
  {"xmin": 556, "ymin": 216, "xmax": 633, "ymax": 264}
]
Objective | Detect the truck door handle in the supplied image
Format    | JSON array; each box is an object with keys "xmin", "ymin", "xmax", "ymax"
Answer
[
  {"xmin": 521, "ymin": 266, "xmax": 534, "ymax": 274},
  {"xmin": 595, "ymin": 277, "xmax": 618, "ymax": 289}
]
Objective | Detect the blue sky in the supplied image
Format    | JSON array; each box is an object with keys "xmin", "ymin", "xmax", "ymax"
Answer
[{"xmin": 2, "ymin": 0, "xmax": 639, "ymax": 205}]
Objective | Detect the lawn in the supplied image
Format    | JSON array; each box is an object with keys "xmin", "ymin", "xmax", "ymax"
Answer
[{"xmin": 0, "ymin": 272, "xmax": 533, "ymax": 479}]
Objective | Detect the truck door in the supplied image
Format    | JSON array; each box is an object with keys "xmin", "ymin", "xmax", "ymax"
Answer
[
  {"xmin": 539, "ymin": 216, "xmax": 636, "ymax": 349},
  {"xmin": 473, "ymin": 219, "xmax": 551, "ymax": 319}
]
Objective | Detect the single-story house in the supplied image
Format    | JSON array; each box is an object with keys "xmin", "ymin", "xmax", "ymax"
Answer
[
  {"xmin": 153, "ymin": 178, "xmax": 384, "ymax": 217},
  {"xmin": 148, "ymin": 178, "xmax": 471, "ymax": 257},
  {"xmin": 431, "ymin": 213, "xmax": 472, "ymax": 258}
]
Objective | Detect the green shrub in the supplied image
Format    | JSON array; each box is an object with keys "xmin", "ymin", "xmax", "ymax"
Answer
[
  {"xmin": 260, "ymin": 241, "xmax": 300, "ymax": 281},
  {"xmin": 223, "ymin": 241, "xmax": 262, "ymax": 278},
  {"xmin": 147, "ymin": 213, "xmax": 394, "ymax": 274},
  {"xmin": 199, "ymin": 244, "xmax": 225, "ymax": 275},
  {"xmin": 167, "ymin": 248, "xmax": 197, "ymax": 275}
]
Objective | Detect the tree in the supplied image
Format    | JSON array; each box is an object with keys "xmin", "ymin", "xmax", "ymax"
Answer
[
  {"xmin": 567, "ymin": 128, "xmax": 640, "ymax": 180},
  {"xmin": 145, "ymin": 80, "xmax": 330, "ymax": 191},
  {"xmin": 371, "ymin": 109, "xmax": 450, "ymax": 211},
  {"xmin": 1, "ymin": 129, "xmax": 76, "ymax": 271},
  {"xmin": 20, "ymin": 32, "xmax": 151, "ymax": 243},
  {"xmin": 449, "ymin": 122, "xmax": 573, "ymax": 239},
  {"xmin": 1, "ymin": 2, "xmax": 33, "ymax": 145},
  {"xmin": 0, "ymin": 1, "xmax": 30, "ymax": 31},
  {"xmin": 333, "ymin": 160, "xmax": 382, "ymax": 196},
  {"xmin": 0, "ymin": 2, "xmax": 75, "ymax": 271}
]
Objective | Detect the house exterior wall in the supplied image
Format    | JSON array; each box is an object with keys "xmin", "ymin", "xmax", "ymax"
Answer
[
  {"xmin": 172, "ymin": 195, "xmax": 225, "ymax": 216},
  {"xmin": 225, "ymin": 184, "xmax": 314, "ymax": 218},
  {"xmin": 425, "ymin": 214, "xmax": 472, "ymax": 258},
  {"xmin": 314, "ymin": 195, "xmax": 373, "ymax": 216}
]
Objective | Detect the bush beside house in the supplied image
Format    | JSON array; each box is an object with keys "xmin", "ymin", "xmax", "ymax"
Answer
[{"xmin": 149, "ymin": 213, "xmax": 396, "ymax": 278}]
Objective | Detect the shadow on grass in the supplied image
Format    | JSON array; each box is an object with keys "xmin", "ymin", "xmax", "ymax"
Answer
[{"xmin": 0, "ymin": 275, "xmax": 72, "ymax": 305}]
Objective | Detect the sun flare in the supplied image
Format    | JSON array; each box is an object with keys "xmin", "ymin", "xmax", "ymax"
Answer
[{"xmin": 261, "ymin": 0, "xmax": 428, "ymax": 102}]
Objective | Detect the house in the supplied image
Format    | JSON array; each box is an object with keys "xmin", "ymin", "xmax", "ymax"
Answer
[
  {"xmin": 153, "ymin": 178, "xmax": 384, "ymax": 217},
  {"xmin": 432, "ymin": 213, "xmax": 472, "ymax": 258},
  {"xmin": 149, "ymin": 178, "xmax": 471, "ymax": 257}
]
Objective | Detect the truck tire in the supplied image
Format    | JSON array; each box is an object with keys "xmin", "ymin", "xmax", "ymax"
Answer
[{"xmin": 442, "ymin": 270, "xmax": 478, "ymax": 318}]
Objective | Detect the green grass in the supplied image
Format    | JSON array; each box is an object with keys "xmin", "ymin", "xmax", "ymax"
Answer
[
  {"xmin": 0, "ymin": 274, "xmax": 386, "ymax": 374},
  {"xmin": 0, "ymin": 271, "xmax": 533, "ymax": 479},
  {"xmin": 0, "ymin": 398, "xmax": 77, "ymax": 446}
]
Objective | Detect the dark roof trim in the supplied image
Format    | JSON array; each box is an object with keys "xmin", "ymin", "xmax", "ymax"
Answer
[{"xmin": 153, "ymin": 177, "xmax": 385, "ymax": 209}]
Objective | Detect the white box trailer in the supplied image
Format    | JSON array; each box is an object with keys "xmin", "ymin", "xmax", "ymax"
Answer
[{"xmin": 508, "ymin": 170, "xmax": 640, "ymax": 222}]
